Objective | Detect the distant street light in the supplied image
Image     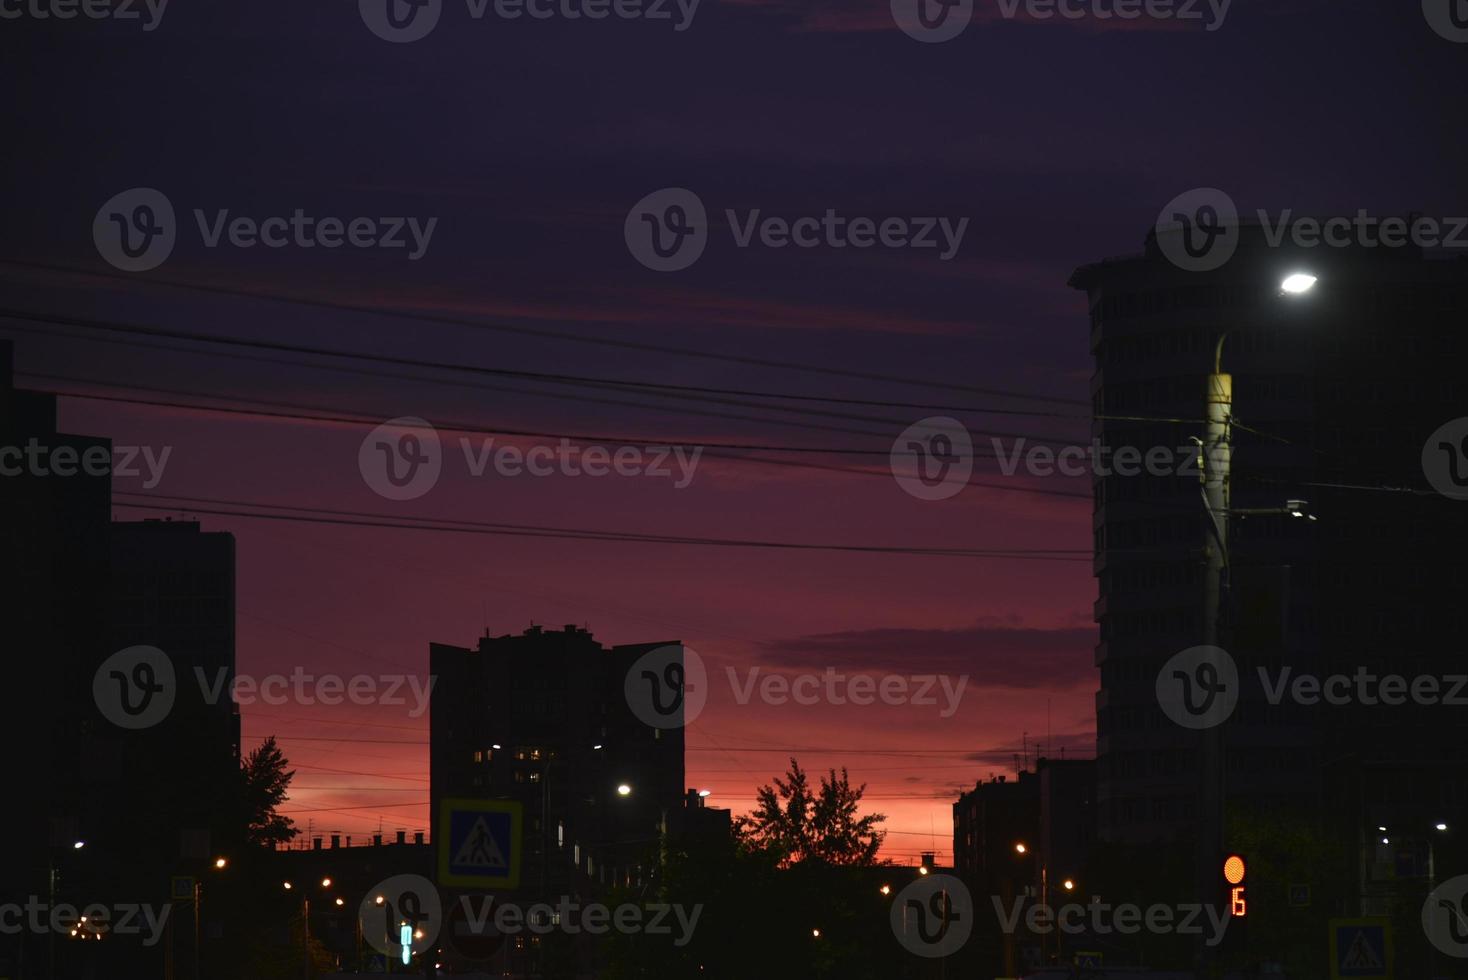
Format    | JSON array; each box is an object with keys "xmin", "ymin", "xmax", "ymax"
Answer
[
  {"xmin": 697, "ymin": 789, "xmax": 712, "ymax": 798},
  {"xmin": 72, "ymin": 841, "xmax": 85, "ymax": 850},
  {"xmin": 879, "ymin": 885, "xmax": 891, "ymax": 896},
  {"xmin": 616, "ymin": 784, "xmax": 632, "ymax": 797},
  {"xmin": 283, "ymin": 881, "xmax": 293, "ymax": 890},
  {"xmin": 321, "ymin": 877, "xmax": 332, "ymax": 888},
  {"xmin": 1063, "ymin": 879, "xmax": 1075, "ymax": 891},
  {"xmin": 1014, "ymin": 843, "xmax": 1027, "ymax": 855},
  {"xmin": 1437, "ymin": 823, "xmax": 1449, "ymax": 832},
  {"xmin": 214, "ymin": 857, "xmax": 227, "ymax": 870}
]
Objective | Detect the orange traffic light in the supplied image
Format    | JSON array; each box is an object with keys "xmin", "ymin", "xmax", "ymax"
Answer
[{"xmin": 1223, "ymin": 854, "xmax": 1247, "ymax": 918}]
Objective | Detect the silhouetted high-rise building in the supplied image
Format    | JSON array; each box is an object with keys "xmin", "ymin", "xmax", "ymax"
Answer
[
  {"xmin": 1071, "ymin": 226, "xmax": 1468, "ymax": 857},
  {"xmin": 0, "ymin": 340, "xmax": 113, "ymax": 966},
  {"xmin": 102, "ymin": 519, "xmax": 240, "ymax": 854},
  {"xmin": 430, "ymin": 625, "xmax": 686, "ymax": 900},
  {"xmin": 0, "ymin": 342, "xmax": 241, "ymax": 979}
]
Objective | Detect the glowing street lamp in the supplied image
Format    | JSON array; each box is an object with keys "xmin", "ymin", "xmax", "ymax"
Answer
[
  {"xmin": 616, "ymin": 783, "xmax": 632, "ymax": 797},
  {"xmin": 1280, "ymin": 272, "xmax": 1318, "ymax": 295}
]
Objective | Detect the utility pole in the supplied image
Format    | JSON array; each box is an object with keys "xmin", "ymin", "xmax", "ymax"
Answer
[{"xmin": 1197, "ymin": 337, "xmax": 1232, "ymax": 975}]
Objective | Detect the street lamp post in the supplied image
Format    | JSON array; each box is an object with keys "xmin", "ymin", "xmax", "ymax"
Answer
[
  {"xmin": 1196, "ymin": 272, "xmax": 1317, "ymax": 972},
  {"xmin": 1196, "ymin": 333, "xmax": 1232, "ymax": 973}
]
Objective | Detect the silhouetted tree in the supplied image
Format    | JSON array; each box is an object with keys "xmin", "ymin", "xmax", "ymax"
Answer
[
  {"xmin": 241, "ymin": 735, "xmax": 298, "ymax": 848},
  {"xmin": 737, "ymin": 758, "xmax": 886, "ymax": 866}
]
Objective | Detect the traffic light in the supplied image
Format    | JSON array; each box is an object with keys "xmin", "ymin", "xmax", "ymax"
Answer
[{"xmin": 1223, "ymin": 853, "xmax": 1247, "ymax": 918}]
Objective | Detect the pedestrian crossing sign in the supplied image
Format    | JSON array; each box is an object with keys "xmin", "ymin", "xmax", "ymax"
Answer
[
  {"xmin": 1329, "ymin": 918, "xmax": 1391, "ymax": 980},
  {"xmin": 438, "ymin": 798, "xmax": 522, "ymax": 888}
]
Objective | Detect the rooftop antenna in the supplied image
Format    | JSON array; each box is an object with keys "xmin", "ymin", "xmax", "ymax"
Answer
[{"xmin": 1047, "ymin": 698, "xmax": 1052, "ymax": 762}]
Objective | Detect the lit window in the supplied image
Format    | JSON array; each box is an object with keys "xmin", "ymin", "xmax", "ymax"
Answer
[{"xmin": 473, "ymin": 750, "xmax": 482, "ymax": 763}]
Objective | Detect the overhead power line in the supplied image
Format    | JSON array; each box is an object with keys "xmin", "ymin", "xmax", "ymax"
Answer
[
  {"xmin": 1, "ymin": 318, "xmax": 1101, "ymax": 435},
  {"xmin": 2, "ymin": 314, "xmax": 1199, "ymax": 430},
  {"xmin": 113, "ymin": 490, "xmax": 1093, "ymax": 561},
  {"xmin": 0, "ymin": 257, "xmax": 1090, "ymax": 406},
  {"xmin": 25, "ymin": 372, "xmax": 1097, "ymax": 499}
]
